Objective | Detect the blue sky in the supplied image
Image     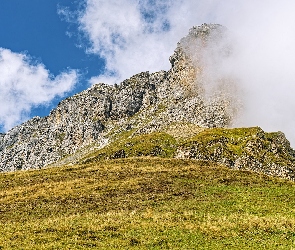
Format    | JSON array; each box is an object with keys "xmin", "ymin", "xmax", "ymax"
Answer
[
  {"xmin": 0, "ymin": 0, "xmax": 105, "ymax": 82},
  {"xmin": 1, "ymin": 0, "xmax": 295, "ymax": 145},
  {"xmin": 0, "ymin": 0, "xmax": 104, "ymax": 129},
  {"xmin": 0, "ymin": 0, "xmax": 184, "ymax": 132}
]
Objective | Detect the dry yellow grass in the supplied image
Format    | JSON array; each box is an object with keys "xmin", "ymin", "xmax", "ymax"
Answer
[{"xmin": 0, "ymin": 158, "xmax": 295, "ymax": 249}]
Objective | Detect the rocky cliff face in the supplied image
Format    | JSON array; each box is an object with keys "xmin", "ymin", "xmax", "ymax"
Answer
[
  {"xmin": 0, "ymin": 24, "xmax": 233, "ymax": 171},
  {"xmin": 0, "ymin": 24, "xmax": 294, "ymax": 180}
]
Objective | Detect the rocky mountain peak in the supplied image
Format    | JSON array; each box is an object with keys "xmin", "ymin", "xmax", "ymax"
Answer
[{"xmin": 0, "ymin": 24, "xmax": 294, "ymax": 180}]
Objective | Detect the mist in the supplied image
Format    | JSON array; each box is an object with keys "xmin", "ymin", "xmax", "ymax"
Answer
[
  {"xmin": 195, "ymin": 0, "xmax": 295, "ymax": 146},
  {"xmin": 73, "ymin": 0, "xmax": 295, "ymax": 145}
]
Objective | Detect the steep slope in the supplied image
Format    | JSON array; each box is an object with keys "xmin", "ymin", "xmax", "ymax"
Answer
[{"xmin": 0, "ymin": 24, "xmax": 235, "ymax": 172}]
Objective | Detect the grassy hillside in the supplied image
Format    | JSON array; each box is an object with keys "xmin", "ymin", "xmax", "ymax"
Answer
[
  {"xmin": 1, "ymin": 158, "xmax": 295, "ymax": 249},
  {"xmin": 78, "ymin": 126, "xmax": 295, "ymax": 180}
]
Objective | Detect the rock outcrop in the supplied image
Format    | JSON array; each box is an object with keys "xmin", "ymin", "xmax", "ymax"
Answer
[
  {"xmin": 79, "ymin": 126, "xmax": 295, "ymax": 181},
  {"xmin": 175, "ymin": 127, "xmax": 295, "ymax": 180},
  {"xmin": 0, "ymin": 23, "xmax": 295, "ymax": 180},
  {"xmin": 0, "ymin": 24, "xmax": 234, "ymax": 171}
]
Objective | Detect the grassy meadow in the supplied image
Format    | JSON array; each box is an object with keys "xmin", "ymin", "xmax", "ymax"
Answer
[{"xmin": 1, "ymin": 158, "xmax": 295, "ymax": 249}]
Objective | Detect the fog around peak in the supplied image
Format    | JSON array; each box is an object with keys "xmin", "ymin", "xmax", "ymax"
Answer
[{"xmin": 65, "ymin": 0, "xmax": 295, "ymax": 145}]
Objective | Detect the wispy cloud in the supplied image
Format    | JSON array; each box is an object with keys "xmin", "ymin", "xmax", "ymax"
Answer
[
  {"xmin": 71, "ymin": 0, "xmax": 177, "ymax": 84},
  {"xmin": 0, "ymin": 48, "xmax": 78, "ymax": 131},
  {"xmin": 68, "ymin": 0, "xmax": 295, "ymax": 145}
]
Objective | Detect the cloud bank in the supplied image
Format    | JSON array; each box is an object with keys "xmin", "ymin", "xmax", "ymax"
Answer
[
  {"xmin": 72, "ymin": 0, "xmax": 295, "ymax": 145},
  {"xmin": 0, "ymin": 48, "xmax": 78, "ymax": 131}
]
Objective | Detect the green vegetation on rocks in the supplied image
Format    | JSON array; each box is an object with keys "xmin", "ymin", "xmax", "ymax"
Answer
[
  {"xmin": 81, "ymin": 132, "xmax": 177, "ymax": 163},
  {"xmin": 176, "ymin": 127, "xmax": 295, "ymax": 180},
  {"xmin": 79, "ymin": 125, "xmax": 295, "ymax": 180}
]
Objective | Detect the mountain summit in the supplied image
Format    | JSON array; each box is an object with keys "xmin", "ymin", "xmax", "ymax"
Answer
[{"xmin": 1, "ymin": 24, "xmax": 295, "ymax": 180}]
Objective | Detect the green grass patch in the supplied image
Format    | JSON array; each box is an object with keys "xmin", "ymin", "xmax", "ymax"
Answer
[
  {"xmin": 82, "ymin": 132, "xmax": 177, "ymax": 163},
  {"xmin": 1, "ymin": 158, "xmax": 295, "ymax": 249}
]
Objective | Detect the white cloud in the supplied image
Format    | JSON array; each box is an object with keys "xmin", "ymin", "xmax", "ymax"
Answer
[
  {"xmin": 0, "ymin": 48, "xmax": 78, "ymax": 131},
  {"xmin": 76, "ymin": 0, "xmax": 176, "ymax": 84},
  {"xmin": 72, "ymin": 0, "xmax": 295, "ymax": 145},
  {"xmin": 205, "ymin": 0, "xmax": 295, "ymax": 145}
]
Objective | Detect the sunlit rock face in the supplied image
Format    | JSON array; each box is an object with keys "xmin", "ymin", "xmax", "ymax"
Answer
[{"xmin": 1, "ymin": 24, "xmax": 293, "ymax": 180}]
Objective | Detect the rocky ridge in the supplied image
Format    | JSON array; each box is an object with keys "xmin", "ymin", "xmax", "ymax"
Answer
[{"xmin": 0, "ymin": 24, "xmax": 295, "ymax": 180}]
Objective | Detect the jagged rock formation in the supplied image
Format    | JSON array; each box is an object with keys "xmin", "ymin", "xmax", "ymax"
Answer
[
  {"xmin": 0, "ymin": 24, "xmax": 295, "ymax": 180},
  {"xmin": 0, "ymin": 24, "xmax": 233, "ymax": 171},
  {"xmin": 0, "ymin": 133, "xmax": 4, "ymax": 145}
]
